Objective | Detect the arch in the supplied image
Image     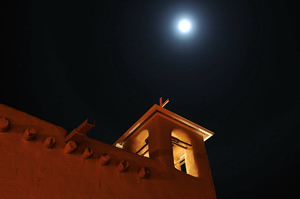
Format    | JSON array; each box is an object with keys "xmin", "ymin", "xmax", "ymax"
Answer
[
  {"xmin": 171, "ymin": 128, "xmax": 192, "ymax": 173},
  {"xmin": 172, "ymin": 128, "xmax": 206, "ymax": 178},
  {"xmin": 122, "ymin": 129, "xmax": 150, "ymax": 157}
]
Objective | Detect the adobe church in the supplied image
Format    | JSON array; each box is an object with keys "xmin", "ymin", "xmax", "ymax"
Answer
[{"xmin": 0, "ymin": 99, "xmax": 216, "ymax": 198}]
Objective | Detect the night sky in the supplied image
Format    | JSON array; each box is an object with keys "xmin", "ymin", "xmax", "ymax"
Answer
[{"xmin": 1, "ymin": 1, "xmax": 299, "ymax": 198}]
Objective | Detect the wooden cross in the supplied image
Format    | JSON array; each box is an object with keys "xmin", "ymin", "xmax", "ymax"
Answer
[{"xmin": 159, "ymin": 97, "xmax": 169, "ymax": 108}]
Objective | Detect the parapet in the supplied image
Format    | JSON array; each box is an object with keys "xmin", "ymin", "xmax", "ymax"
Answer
[{"xmin": 0, "ymin": 103, "xmax": 216, "ymax": 198}]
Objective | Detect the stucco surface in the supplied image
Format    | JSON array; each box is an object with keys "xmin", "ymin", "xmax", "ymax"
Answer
[{"xmin": 0, "ymin": 104, "xmax": 216, "ymax": 198}]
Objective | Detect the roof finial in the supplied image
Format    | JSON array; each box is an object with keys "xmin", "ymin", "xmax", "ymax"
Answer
[{"xmin": 159, "ymin": 97, "xmax": 169, "ymax": 108}]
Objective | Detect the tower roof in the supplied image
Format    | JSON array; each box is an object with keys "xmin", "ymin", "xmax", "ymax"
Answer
[{"xmin": 113, "ymin": 104, "xmax": 214, "ymax": 147}]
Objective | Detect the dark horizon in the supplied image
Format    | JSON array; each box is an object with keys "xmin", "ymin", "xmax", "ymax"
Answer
[{"xmin": 1, "ymin": 1, "xmax": 299, "ymax": 198}]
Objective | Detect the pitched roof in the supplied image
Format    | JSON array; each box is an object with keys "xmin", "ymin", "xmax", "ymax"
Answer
[{"xmin": 113, "ymin": 104, "xmax": 214, "ymax": 147}]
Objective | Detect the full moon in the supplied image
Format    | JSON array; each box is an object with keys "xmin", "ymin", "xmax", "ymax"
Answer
[{"xmin": 178, "ymin": 20, "xmax": 191, "ymax": 32}]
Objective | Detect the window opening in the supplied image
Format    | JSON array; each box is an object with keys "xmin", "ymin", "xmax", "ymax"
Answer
[
  {"xmin": 172, "ymin": 136, "xmax": 191, "ymax": 173},
  {"xmin": 136, "ymin": 138, "xmax": 149, "ymax": 157},
  {"xmin": 181, "ymin": 163, "xmax": 187, "ymax": 173}
]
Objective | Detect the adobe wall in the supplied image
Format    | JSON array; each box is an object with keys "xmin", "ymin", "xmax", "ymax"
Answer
[{"xmin": 0, "ymin": 104, "xmax": 216, "ymax": 199}]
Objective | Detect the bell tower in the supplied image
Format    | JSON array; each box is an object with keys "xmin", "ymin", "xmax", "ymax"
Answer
[{"xmin": 114, "ymin": 98, "xmax": 215, "ymax": 184}]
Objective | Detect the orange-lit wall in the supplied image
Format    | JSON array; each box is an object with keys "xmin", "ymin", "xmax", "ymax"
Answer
[{"xmin": 0, "ymin": 104, "xmax": 216, "ymax": 198}]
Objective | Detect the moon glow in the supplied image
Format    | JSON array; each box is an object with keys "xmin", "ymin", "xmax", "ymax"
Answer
[{"xmin": 178, "ymin": 20, "xmax": 191, "ymax": 32}]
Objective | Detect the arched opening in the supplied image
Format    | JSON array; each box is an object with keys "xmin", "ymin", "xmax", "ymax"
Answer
[
  {"xmin": 122, "ymin": 129, "xmax": 150, "ymax": 157},
  {"xmin": 171, "ymin": 129, "xmax": 192, "ymax": 174}
]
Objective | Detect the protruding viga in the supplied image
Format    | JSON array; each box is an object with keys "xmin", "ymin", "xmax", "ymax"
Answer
[
  {"xmin": 0, "ymin": 117, "xmax": 10, "ymax": 132},
  {"xmin": 138, "ymin": 167, "xmax": 150, "ymax": 179},
  {"xmin": 81, "ymin": 147, "xmax": 93, "ymax": 159},
  {"xmin": 22, "ymin": 128, "xmax": 37, "ymax": 141},
  {"xmin": 44, "ymin": 137, "xmax": 56, "ymax": 148},
  {"xmin": 99, "ymin": 153, "xmax": 110, "ymax": 165},
  {"xmin": 116, "ymin": 160, "xmax": 129, "ymax": 172},
  {"xmin": 64, "ymin": 141, "xmax": 77, "ymax": 154}
]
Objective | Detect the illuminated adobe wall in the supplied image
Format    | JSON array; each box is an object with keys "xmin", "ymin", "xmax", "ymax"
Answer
[{"xmin": 0, "ymin": 104, "xmax": 216, "ymax": 198}]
